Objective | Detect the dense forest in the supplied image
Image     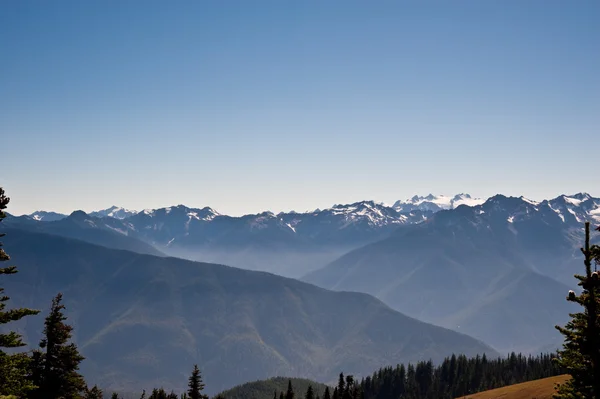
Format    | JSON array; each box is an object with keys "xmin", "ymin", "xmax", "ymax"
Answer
[{"xmin": 104, "ymin": 352, "xmax": 563, "ymax": 399}]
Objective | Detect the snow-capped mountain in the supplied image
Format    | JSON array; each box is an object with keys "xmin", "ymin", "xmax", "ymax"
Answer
[
  {"xmin": 8, "ymin": 193, "xmax": 598, "ymax": 278},
  {"xmin": 393, "ymin": 193, "xmax": 484, "ymax": 212},
  {"xmin": 545, "ymin": 193, "xmax": 600, "ymax": 224},
  {"xmin": 90, "ymin": 206, "xmax": 138, "ymax": 219},
  {"xmin": 27, "ymin": 211, "xmax": 67, "ymax": 222},
  {"xmin": 304, "ymin": 193, "xmax": 600, "ymax": 354},
  {"xmin": 278, "ymin": 200, "xmax": 431, "ymax": 245}
]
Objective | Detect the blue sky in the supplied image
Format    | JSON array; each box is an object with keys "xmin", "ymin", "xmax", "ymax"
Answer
[{"xmin": 2, "ymin": 0, "xmax": 599, "ymax": 216}]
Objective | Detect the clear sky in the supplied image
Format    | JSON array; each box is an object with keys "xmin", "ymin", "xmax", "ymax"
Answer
[{"xmin": 2, "ymin": 0, "xmax": 599, "ymax": 216}]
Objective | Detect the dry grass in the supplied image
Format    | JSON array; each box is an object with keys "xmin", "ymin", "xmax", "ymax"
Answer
[{"xmin": 455, "ymin": 375, "xmax": 570, "ymax": 399}]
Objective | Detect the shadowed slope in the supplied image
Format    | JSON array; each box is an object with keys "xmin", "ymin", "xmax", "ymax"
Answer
[{"xmin": 3, "ymin": 228, "xmax": 497, "ymax": 394}]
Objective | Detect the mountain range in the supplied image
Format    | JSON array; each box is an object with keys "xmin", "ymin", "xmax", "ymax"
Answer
[
  {"xmin": 11, "ymin": 199, "xmax": 438, "ymax": 277},
  {"xmin": 7, "ymin": 192, "xmax": 599, "ymax": 356},
  {"xmin": 2, "ymin": 228, "xmax": 496, "ymax": 394},
  {"xmin": 303, "ymin": 193, "xmax": 600, "ymax": 353}
]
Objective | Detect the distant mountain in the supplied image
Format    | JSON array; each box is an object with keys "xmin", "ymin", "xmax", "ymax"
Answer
[
  {"xmin": 393, "ymin": 193, "xmax": 484, "ymax": 213},
  {"xmin": 117, "ymin": 202, "xmax": 433, "ymax": 277},
  {"xmin": 4, "ymin": 210, "xmax": 163, "ymax": 257},
  {"xmin": 90, "ymin": 206, "xmax": 138, "ymax": 219},
  {"xmin": 28, "ymin": 210, "xmax": 67, "ymax": 221},
  {"xmin": 17, "ymin": 201, "xmax": 434, "ymax": 277},
  {"xmin": 18, "ymin": 193, "xmax": 598, "ymax": 278},
  {"xmin": 303, "ymin": 194, "xmax": 600, "ymax": 354},
  {"xmin": 3, "ymin": 229, "xmax": 497, "ymax": 394}
]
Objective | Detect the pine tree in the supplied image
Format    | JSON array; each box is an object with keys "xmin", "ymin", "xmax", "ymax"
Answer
[
  {"xmin": 86, "ymin": 385, "xmax": 104, "ymax": 399},
  {"xmin": 188, "ymin": 364, "xmax": 206, "ymax": 399},
  {"xmin": 0, "ymin": 187, "xmax": 40, "ymax": 396},
  {"xmin": 323, "ymin": 387, "xmax": 331, "ymax": 399},
  {"xmin": 555, "ymin": 221, "xmax": 600, "ymax": 399},
  {"xmin": 285, "ymin": 380, "xmax": 294, "ymax": 399},
  {"xmin": 305, "ymin": 385, "xmax": 314, "ymax": 399},
  {"xmin": 29, "ymin": 293, "xmax": 87, "ymax": 399},
  {"xmin": 336, "ymin": 374, "xmax": 345, "ymax": 398},
  {"xmin": 111, "ymin": 393, "xmax": 119, "ymax": 399}
]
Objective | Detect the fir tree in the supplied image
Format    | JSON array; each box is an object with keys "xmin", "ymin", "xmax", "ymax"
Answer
[
  {"xmin": 323, "ymin": 387, "xmax": 331, "ymax": 399},
  {"xmin": 305, "ymin": 385, "xmax": 314, "ymax": 399},
  {"xmin": 285, "ymin": 380, "xmax": 294, "ymax": 399},
  {"xmin": 555, "ymin": 222, "xmax": 600, "ymax": 399},
  {"xmin": 29, "ymin": 293, "xmax": 87, "ymax": 399},
  {"xmin": 336, "ymin": 374, "xmax": 345, "ymax": 398},
  {"xmin": 0, "ymin": 187, "xmax": 40, "ymax": 396},
  {"xmin": 188, "ymin": 365, "xmax": 206, "ymax": 399},
  {"xmin": 86, "ymin": 385, "xmax": 103, "ymax": 399}
]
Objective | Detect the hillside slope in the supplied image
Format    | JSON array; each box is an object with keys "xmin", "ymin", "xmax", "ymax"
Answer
[
  {"xmin": 4, "ymin": 212, "xmax": 163, "ymax": 256},
  {"xmin": 455, "ymin": 375, "xmax": 570, "ymax": 399},
  {"xmin": 217, "ymin": 377, "xmax": 329, "ymax": 399},
  {"xmin": 2, "ymin": 229, "xmax": 497, "ymax": 394},
  {"xmin": 303, "ymin": 196, "xmax": 589, "ymax": 353}
]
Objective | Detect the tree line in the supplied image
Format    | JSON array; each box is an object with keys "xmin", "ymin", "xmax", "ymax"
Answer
[{"xmin": 268, "ymin": 352, "xmax": 562, "ymax": 399}]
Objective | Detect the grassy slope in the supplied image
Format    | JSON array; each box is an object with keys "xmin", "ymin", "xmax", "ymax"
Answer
[{"xmin": 455, "ymin": 375, "xmax": 570, "ymax": 399}]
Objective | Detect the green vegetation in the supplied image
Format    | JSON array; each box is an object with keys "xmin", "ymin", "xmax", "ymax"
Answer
[
  {"xmin": 554, "ymin": 221, "xmax": 600, "ymax": 398},
  {"xmin": 28, "ymin": 293, "xmax": 87, "ymax": 398},
  {"xmin": 0, "ymin": 188, "xmax": 40, "ymax": 397},
  {"xmin": 216, "ymin": 378, "xmax": 328, "ymax": 399}
]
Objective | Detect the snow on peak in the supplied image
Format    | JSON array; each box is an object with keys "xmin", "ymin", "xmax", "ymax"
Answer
[
  {"xmin": 90, "ymin": 206, "xmax": 138, "ymax": 219},
  {"xmin": 27, "ymin": 211, "xmax": 67, "ymax": 222},
  {"xmin": 394, "ymin": 194, "xmax": 483, "ymax": 212},
  {"xmin": 519, "ymin": 196, "xmax": 540, "ymax": 206}
]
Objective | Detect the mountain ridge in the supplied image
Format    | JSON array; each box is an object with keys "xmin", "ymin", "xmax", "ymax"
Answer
[
  {"xmin": 303, "ymin": 194, "xmax": 599, "ymax": 354},
  {"xmin": 2, "ymin": 227, "xmax": 498, "ymax": 394}
]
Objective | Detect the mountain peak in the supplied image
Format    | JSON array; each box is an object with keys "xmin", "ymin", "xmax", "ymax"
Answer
[
  {"xmin": 90, "ymin": 206, "xmax": 137, "ymax": 219},
  {"xmin": 394, "ymin": 193, "xmax": 484, "ymax": 212},
  {"xmin": 28, "ymin": 210, "xmax": 67, "ymax": 222}
]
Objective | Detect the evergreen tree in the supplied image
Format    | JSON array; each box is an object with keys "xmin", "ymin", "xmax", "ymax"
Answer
[
  {"xmin": 29, "ymin": 293, "xmax": 87, "ymax": 399},
  {"xmin": 555, "ymin": 222, "xmax": 600, "ymax": 399},
  {"xmin": 285, "ymin": 380, "xmax": 294, "ymax": 399},
  {"xmin": 336, "ymin": 374, "xmax": 344, "ymax": 398},
  {"xmin": 140, "ymin": 390, "xmax": 146, "ymax": 399},
  {"xmin": 323, "ymin": 387, "xmax": 331, "ymax": 399},
  {"xmin": 188, "ymin": 365, "xmax": 206, "ymax": 399},
  {"xmin": 111, "ymin": 393, "xmax": 119, "ymax": 399},
  {"xmin": 86, "ymin": 385, "xmax": 103, "ymax": 399},
  {"xmin": 0, "ymin": 187, "xmax": 40, "ymax": 396},
  {"xmin": 305, "ymin": 385, "xmax": 314, "ymax": 399},
  {"xmin": 279, "ymin": 392, "xmax": 284, "ymax": 399}
]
